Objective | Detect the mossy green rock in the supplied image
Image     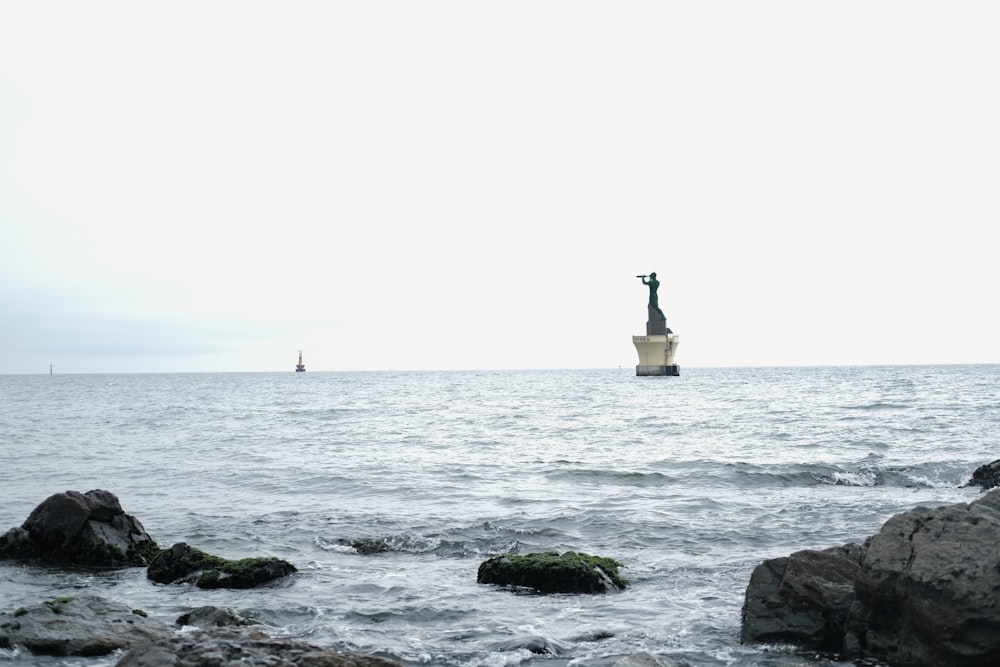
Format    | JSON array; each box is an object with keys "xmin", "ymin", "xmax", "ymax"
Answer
[
  {"xmin": 147, "ymin": 543, "xmax": 296, "ymax": 589},
  {"xmin": 477, "ymin": 551, "xmax": 627, "ymax": 594}
]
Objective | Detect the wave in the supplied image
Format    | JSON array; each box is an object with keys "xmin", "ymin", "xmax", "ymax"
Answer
[
  {"xmin": 537, "ymin": 459, "xmax": 971, "ymax": 491},
  {"xmin": 545, "ymin": 468, "xmax": 679, "ymax": 486},
  {"xmin": 314, "ymin": 533, "xmax": 443, "ymax": 555},
  {"xmin": 729, "ymin": 460, "xmax": 966, "ymax": 489},
  {"xmin": 841, "ymin": 401, "xmax": 913, "ymax": 411},
  {"xmin": 312, "ymin": 517, "xmax": 606, "ymax": 561}
]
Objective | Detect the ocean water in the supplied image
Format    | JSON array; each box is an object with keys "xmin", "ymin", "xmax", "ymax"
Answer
[{"xmin": 0, "ymin": 365, "xmax": 997, "ymax": 666}]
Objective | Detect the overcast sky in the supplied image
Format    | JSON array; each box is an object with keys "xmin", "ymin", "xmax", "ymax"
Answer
[{"xmin": 1, "ymin": 2, "xmax": 997, "ymax": 374}]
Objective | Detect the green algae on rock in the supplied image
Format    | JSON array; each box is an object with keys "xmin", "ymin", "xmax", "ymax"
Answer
[
  {"xmin": 477, "ymin": 551, "xmax": 627, "ymax": 594},
  {"xmin": 147, "ymin": 542, "xmax": 296, "ymax": 589}
]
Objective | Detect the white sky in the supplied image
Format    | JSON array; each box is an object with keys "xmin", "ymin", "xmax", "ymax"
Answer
[{"xmin": 1, "ymin": 2, "xmax": 998, "ymax": 374}]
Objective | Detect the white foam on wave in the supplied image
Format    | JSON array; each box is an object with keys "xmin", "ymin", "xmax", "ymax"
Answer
[{"xmin": 311, "ymin": 536, "xmax": 356, "ymax": 553}]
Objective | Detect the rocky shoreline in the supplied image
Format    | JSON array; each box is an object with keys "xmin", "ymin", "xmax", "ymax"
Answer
[
  {"xmin": 0, "ymin": 489, "xmax": 654, "ymax": 666},
  {"xmin": 4, "ymin": 470, "xmax": 1000, "ymax": 667}
]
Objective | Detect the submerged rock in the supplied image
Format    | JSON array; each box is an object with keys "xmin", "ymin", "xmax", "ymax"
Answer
[
  {"xmin": 176, "ymin": 606, "xmax": 259, "ymax": 628},
  {"xmin": 147, "ymin": 542, "xmax": 297, "ymax": 589},
  {"xmin": 741, "ymin": 489, "xmax": 1000, "ymax": 666},
  {"xmin": 114, "ymin": 628, "xmax": 401, "ymax": 667},
  {"xmin": 477, "ymin": 551, "xmax": 627, "ymax": 594},
  {"xmin": 0, "ymin": 595, "xmax": 170, "ymax": 657},
  {"xmin": 487, "ymin": 634, "xmax": 570, "ymax": 655},
  {"xmin": 0, "ymin": 490, "xmax": 159, "ymax": 567},
  {"xmin": 343, "ymin": 538, "xmax": 391, "ymax": 555}
]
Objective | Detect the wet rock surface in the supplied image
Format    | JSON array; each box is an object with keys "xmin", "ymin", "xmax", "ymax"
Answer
[
  {"xmin": 114, "ymin": 628, "xmax": 402, "ymax": 667},
  {"xmin": 1, "ymin": 596, "xmax": 398, "ymax": 665},
  {"xmin": 0, "ymin": 595, "xmax": 170, "ymax": 657}
]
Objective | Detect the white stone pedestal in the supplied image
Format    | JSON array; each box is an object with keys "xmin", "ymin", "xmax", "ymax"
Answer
[{"xmin": 633, "ymin": 334, "xmax": 680, "ymax": 376}]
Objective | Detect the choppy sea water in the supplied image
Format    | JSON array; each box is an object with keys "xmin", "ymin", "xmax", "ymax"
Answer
[{"xmin": 1, "ymin": 365, "xmax": 997, "ymax": 666}]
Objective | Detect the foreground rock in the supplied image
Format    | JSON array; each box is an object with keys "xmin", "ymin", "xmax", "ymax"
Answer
[
  {"xmin": 0, "ymin": 490, "xmax": 159, "ymax": 567},
  {"xmin": 851, "ymin": 489, "xmax": 1000, "ymax": 665},
  {"xmin": 740, "ymin": 544, "xmax": 861, "ymax": 650},
  {"xmin": 742, "ymin": 489, "xmax": 1000, "ymax": 666},
  {"xmin": 114, "ymin": 628, "xmax": 401, "ymax": 667},
  {"xmin": 477, "ymin": 551, "xmax": 627, "ymax": 593},
  {"xmin": 148, "ymin": 542, "xmax": 297, "ymax": 589},
  {"xmin": 0, "ymin": 596, "xmax": 170, "ymax": 656},
  {"xmin": 0, "ymin": 597, "xmax": 395, "ymax": 665}
]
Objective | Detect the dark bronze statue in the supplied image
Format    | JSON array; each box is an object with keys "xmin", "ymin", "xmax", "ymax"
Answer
[{"xmin": 637, "ymin": 272, "xmax": 665, "ymax": 321}]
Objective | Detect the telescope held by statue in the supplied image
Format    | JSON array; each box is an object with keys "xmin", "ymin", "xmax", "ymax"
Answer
[{"xmin": 636, "ymin": 275, "xmax": 647, "ymax": 278}]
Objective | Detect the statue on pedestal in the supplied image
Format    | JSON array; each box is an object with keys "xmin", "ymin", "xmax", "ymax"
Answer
[
  {"xmin": 633, "ymin": 271, "xmax": 679, "ymax": 376},
  {"xmin": 637, "ymin": 272, "xmax": 668, "ymax": 335}
]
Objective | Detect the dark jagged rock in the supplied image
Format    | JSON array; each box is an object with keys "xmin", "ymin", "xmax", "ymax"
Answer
[
  {"xmin": 0, "ymin": 595, "xmax": 170, "ymax": 657},
  {"xmin": 741, "ymin": 489, "xmax": 1000, "ymax": 666},
  {"xmin": 964, "ymin": 459, "xmax": 1000, "ymax": 490},
  {"xmin": 147, "ymin": 542, "xmax": 297, "ymax": 589},
  {"xmin": 477, "ymin": 551, "xmax": 627, "ymax": 594},
  {"xmin": 0, "ymin": 490, "xmax": 159, "ymax": 567},
  {"xmin": 740, "ymin": 544, "xmax": 862, "ymax": 650},
  {"xmin": 114, "ymin": 628, "xmax": 401, "ymax": 667},
  {"xmin": 176, "ymin": 606, "xmax": 259, "ymax": 628}
]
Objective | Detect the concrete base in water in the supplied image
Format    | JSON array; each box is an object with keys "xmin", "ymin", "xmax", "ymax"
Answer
[
  {"xmin": 636, "ymin": 364, "xmax": 680, "ymax": 376},
  {"xmin": 633, "ymin": 334, "xmax": 680, "ymax": 377}
]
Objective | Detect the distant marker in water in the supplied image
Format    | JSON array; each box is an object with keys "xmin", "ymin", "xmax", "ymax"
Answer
[{"xmin": 295, "ymin": 350, "xmax": 306, "ymax": 372}]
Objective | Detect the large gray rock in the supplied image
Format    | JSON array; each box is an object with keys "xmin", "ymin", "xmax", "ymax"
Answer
[
  {"xmin": 740, "ymin": 544, "xmax": 861, "ymax": 650},
  {"xmin": 851, "ymin": 490, "xmax": 1000, "ymax": 666},
  {"xmin": 0, "ymin": 490, "xmax": 159, "ymax": 567},
  {"xmin": 741, "ymin": 489, "xmax": 1000, "ymax": 666},
  {"xmin": 114, "ymin": 628, "xmax": 402, "ymax": 666},
  {"xmin": 0, "ymin": 595, "xmax": 171, "ymax": 656}
]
